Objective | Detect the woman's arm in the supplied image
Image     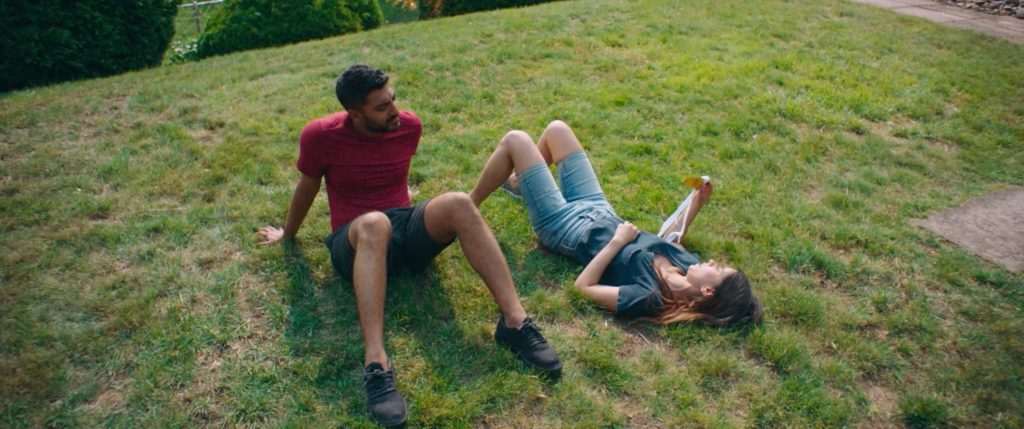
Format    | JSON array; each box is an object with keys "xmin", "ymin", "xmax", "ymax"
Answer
[
  {"xmin": 678, "ymin": 181, "xmax": 713, "ymax": 243},
  {"xmin": 573, "ymin": 222, "xmax": 640, "ymax": 311}
]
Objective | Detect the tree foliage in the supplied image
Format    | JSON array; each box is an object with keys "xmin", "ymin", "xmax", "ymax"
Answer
[
  {"xmin": 196, "ymin": 0, "xmax": 383, "ymax": 59},
  {"xmin": 418, "ymin": 0, "xmax": 557, "ymax": 18},
  {"xmin": 0, "ymin": 0, "xmax": 178, "ymax": 92}
]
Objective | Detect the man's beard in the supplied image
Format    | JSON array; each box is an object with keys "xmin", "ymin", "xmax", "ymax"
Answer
[{"xmin": 368, "ymin": 115, "xmax": 400, "ymax": 133}]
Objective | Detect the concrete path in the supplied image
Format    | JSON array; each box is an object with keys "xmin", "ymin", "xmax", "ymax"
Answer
[
  {"xmin": 916, "ymin": 187, "xmax": 1024, "ymax": 273},
  {"xmin": 850, "ymin": 0, "xmax": 1024, "ymax": 44}
]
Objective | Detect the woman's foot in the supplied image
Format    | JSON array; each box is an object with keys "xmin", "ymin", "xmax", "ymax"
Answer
[{"xmin": 500, "ymin": 173, "xmax": 522, "ymax": 199}]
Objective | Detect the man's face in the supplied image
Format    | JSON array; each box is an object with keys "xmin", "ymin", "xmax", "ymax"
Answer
[{"xmin": 353, "ymin": 84, "xmax": 400, "ymax": 134}]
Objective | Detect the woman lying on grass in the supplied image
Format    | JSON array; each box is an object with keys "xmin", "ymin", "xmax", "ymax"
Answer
[{"xmin": 469, "ymin": 120, "xmax": 762, "ymax": 326}]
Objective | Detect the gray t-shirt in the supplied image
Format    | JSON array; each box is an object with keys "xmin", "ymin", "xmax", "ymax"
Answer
[{"xmin": 574, "ymin": 216, "xmax": 701, "ymax": 318}]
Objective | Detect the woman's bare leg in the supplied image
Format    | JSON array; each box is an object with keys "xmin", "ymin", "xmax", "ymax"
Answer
[
  {"xmin": 536, "ymin": 120, "xmax": 585, "ymax": 165},
  {"xmin": 470, "ymin": 130, "xmax": 547, "ymax": 207},
  {"xmin": 488, "ymin": 120, "xmax": 588, "ymax": 198}
]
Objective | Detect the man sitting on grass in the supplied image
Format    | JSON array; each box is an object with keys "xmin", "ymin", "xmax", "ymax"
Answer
[{"xmin": 257, "ymin": 64, "xmax": 561, "ymax": 427}]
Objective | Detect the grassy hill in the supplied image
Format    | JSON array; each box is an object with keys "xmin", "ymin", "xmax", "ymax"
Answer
[{"xmin": 2, "ymin": 0, "xmax": 1023, "ymax": 426}]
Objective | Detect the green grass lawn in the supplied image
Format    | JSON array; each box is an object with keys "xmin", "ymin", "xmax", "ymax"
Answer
[{"xmin": 2, "ymin": 0, "xmax": 1023, "ymax": 426}]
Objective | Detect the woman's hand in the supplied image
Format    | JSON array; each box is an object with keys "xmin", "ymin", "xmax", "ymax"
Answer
[
  {"xmin": 612, "ymin": 221, "xmax": 640, "ymax": 245},
  {"xmin": 576, "ymin": 221, "xmax": 636, "ymax": 312},
  {"xmin": 694, "ymin": 181, "xmax": 713, "ymax": 208}
]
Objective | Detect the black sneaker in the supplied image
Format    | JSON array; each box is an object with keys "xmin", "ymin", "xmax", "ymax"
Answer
[
  {"xmin": 363, "ymin": 362, "xmax": 407, "ymax": 427},
  {"xmin": 495, "ymin": 315, "xmax": 562, "ymax": 376}
]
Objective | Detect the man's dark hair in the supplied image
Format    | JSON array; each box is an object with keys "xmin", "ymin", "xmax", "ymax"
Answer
[{"xmin": 335, "ymin": 64, "xmax": 389, "ymax": 110}]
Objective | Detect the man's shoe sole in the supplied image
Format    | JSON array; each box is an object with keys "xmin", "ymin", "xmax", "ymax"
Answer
[
  {"xmin": 372, "ymin": 411, "xmax": 403, "ymax": 427},
  {"xmin": 499, "ymin": 341, "xmax": 563, "ymax": 376},
  {"xmin": 370, "ymin": 397, "xmax": 405, "ymax": 427}
]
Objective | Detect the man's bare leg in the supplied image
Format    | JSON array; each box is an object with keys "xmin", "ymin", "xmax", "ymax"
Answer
[
  {"xmin": 347, "ymin": 212, "xmax": 392, "ymax": 367},
  {"xmin": 424, "ymin": 192, "xmax": 527, "ymax": 326},
  {"xmin": 424, "ymin": 192, "xmax": 561, "ymax": 375}
]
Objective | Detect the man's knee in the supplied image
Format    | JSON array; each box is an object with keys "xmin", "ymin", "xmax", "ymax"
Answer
[
  {"xmin": 435, "ymin": 192, "xmax": 482, "ymax": 222},
  {"xmin": 437, "ymin": 191, "xmax": 477, "ymax": 212},
  {"xmin": 351, "ymin": 212, "xmax": 391, "ymax": 248}
]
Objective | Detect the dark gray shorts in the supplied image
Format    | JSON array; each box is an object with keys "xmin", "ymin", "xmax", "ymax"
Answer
[{"xmin": 323, "ymin": 200, "xmax": 453, "ymax": 281}]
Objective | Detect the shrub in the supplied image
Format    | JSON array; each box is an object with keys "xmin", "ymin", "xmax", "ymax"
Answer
[
  {"xmin": 347, "ymin": 0, "xmax": 385, "ymax": 30},
  {"xmin": 196, "ymin": 0, "xmax": 383, "ymax": 59},
  {"xmin": 0, "ymin": 0, "xmax": 178, "ymax": 92},
  {"xmin": 168, "ymin": 39, "xmax": 200, "ymax": 65},
  {"xmin": 418, "ymin": 0, "xmax": 558, "ymax": 18}
]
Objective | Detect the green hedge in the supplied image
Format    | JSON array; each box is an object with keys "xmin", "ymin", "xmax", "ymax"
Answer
[
  {"xmin": 0, "ymin": 0, "xmax": 178, "ymax": 92},
  {"xmin": 348, "ymin": 0, "xmax": 385, "ymax": 30},
  {"xmin": 418, "ymin": 0, "xmax": 557, "ymax": 18},
  {"xmin": 196, "ymin": 0, "xmax": 383, "ymax": 59}
]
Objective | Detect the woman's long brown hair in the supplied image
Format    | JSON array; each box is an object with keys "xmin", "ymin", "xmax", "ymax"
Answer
[{"xmin": 652, "ymin": 266, "xmax": 763, "ymax": 326}]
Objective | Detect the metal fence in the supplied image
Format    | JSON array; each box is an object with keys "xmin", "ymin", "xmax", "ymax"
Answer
[{"xmin": 178, "ymin": 0, "xmax": 225, "ymax": 34}]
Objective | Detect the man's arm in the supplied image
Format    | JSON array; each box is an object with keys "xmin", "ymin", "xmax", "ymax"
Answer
[{"xmin": 257, "ymin": 173, "xmax": 322, "ymax": 245}]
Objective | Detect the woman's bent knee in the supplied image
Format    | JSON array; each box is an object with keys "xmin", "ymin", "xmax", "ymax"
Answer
[
  {"xmin": 500, "ymin": 130, "xmax": 544, "ymax": 164},
  {"xmin": 501, "ymin": 130, "xmax": 533, "ymax": 147},
  {"xmin": 546, "ymin": 120, "xmax": 570, "ymax": 133}
]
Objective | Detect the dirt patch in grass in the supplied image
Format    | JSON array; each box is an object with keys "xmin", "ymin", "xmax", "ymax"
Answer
[
  {"xmin": 618, "ymin": 324, "xmax": 657, "ymax": 351},
  {"xmin": 858, "ymin": 383, "xmax": 900, "ymax": 428},
  {"xmin": 82, "ymin": 375, "xmax": 129, "ymax": 415},
  {"xmin": 867, "ymin": 120, "xmax": 911, "ymax": 143},
  {"xmin": 612, "ymin": 401, "xmax": 663, "ymax": 429},
  {"xmin": 187, "ymin": 128, "xmax": 221, "ymax": 147},
  {"xmin": 557, "ymin": 318, "xmax": 588, "ymax": 340},
  {"xmin": 924, "ymin": 137, "xmax": 959, "ymax": 154},
  {"xmin": 477, "ymin": 411, "xmax": 552, "ymax": 429},
  {"xmin": 174, "ymin": 347, "xmax": 226, "ymax": 424},
  {"xmin": 84, "ymin": 96, "xmax": 130, "ymax": 128},
  {"xmin": 89, "ymin": 387, "xmax": 125, "ymax": 411},
  {"xmin": 229, "ymin": 273, "xmax": 275, "ymax": 357},
  {"xmin": 859, "ymin": 322, "xmax": 890, "ymax": 342},
  {"xmin": 863, "ymin": 118, "xmax": 959, "ymax": 160}
]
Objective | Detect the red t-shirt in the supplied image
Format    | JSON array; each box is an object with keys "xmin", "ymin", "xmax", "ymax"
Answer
[{"xmin": 296, "ymin": 110, "xmax": 422, "ymax": 231}]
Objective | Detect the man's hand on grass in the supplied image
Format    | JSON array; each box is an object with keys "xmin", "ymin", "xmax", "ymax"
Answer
[{"xmin": 257, "ymin": 225, "xmax": 286, "ymax": 245}]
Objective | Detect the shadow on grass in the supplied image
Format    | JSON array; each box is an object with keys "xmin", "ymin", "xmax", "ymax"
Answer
[{"xmin": 279, "ymin": 240, "xmax": 547, "ymax": 424}]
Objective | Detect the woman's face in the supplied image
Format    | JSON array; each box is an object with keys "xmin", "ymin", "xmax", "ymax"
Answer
[
  {"xmin": 659, "ymin": 259, "xmax": 736, "ymax": 301},
  {"xmin": 684, "ymin": 260, "xmax": 737, "ymax": 294}
]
